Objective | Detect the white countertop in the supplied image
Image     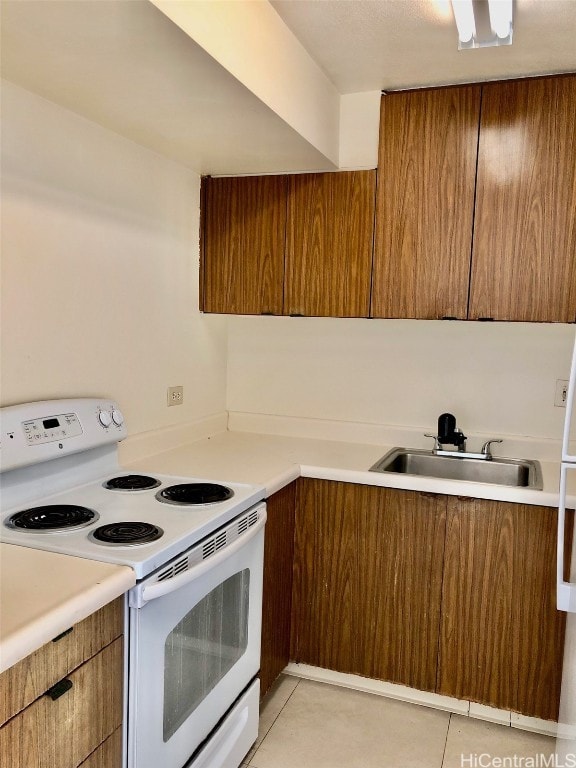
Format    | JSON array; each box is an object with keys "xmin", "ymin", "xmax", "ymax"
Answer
[
  {"xmin": 123, "ymin": 429, "xmax": 576, "ymax": 508},
  {"xmin": 3, "ymin": 428, "xmax": 572, "ymax": 675},
  {"xmin": 0, "ymin": 544, "xmax": 135, "ymax": 673}
]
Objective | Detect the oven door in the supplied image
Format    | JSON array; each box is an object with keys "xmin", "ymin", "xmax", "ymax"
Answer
[{"xmin": 126, "ymin": 505, "xmax": 266, "ymax": 768}]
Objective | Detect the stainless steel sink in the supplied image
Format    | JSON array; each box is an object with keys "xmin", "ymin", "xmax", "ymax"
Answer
[{"xmin": 370, "ymin": 448, "xmax": 543, "ymax": 489}]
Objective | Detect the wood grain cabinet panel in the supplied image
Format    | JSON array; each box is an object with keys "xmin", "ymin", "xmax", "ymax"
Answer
[
  {"xmin": 201, "ymin": 175, "xmax": 287, "ymax": 315},
  {"xmin": 438, "ymin": 498, "xmax": 569, "ymax": 718},
  {"xmin": 372, "ymin": 86, "xmax": 481, "ymax": 319},
  {"xmin": 0, "ymin": 638, "xmax": 123, "ymax": 768},
  {"xmin": 366, "ymin": 488, "xmax": 447, "ymax": 691},
  {"xmin": 291, "ymin": 479, "xmax": 361, "ymax": 673},
  {"xmin": 285, "ymin": 171, "xmax": 376, "ymax": 317},
  {"xmin": 291, "ymin": 482, "xmax": 567, "ymax": 719},
  {"xmin": 78, "ymin": 728, "xmax": 122, "ymax": 768},
  {"xmin": 291, "ymin": 480, "xmax": 446, "ymax": 690},
  {"xmin": 512, "ymin": 505, "xmax": 571, "ymax": 720},
  {"xmin": 260, "ymin": 482, "xmax": 296, "ymax": 698},
  {"xmin": 469, "ymin": 76, "xmax": 576, "ymax": 322},
  {"xmin": 438, "ymin": 497, "xmax": 514, "ymax": 708},
  {"xmin": 0, "ymin": 597, "xmax": 123, "ymax": 726}
]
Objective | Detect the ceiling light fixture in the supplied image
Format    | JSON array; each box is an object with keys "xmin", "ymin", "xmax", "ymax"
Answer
[{"xmin": 450, "ymin": 0, "xmax": 513, "ymax": 49}]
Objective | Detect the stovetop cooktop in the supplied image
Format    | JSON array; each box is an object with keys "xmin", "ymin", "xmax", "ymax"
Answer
[{"xmin": 0, "ymin": 471, "xmax": 265, "ymax": 579}]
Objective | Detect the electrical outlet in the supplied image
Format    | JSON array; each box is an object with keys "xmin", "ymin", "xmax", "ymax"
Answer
[
  {"xmin": 167, "ymin": 386, "xmax": 184, "ymax": 407},
  {"xmin": 555, "ymin": 379, "xmax": 569, "ymax": 408}
]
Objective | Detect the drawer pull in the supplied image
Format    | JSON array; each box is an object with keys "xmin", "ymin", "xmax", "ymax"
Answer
[
  {"xmin": 51, "ymin": 627, "xmax": 73, "ymax": 643},
  {"xmin": 46, "ymin": 679, "xmax": 73, "ymax": 701}
]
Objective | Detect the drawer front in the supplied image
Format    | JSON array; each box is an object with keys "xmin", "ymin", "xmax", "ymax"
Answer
[
  {"xmin": 79, "ymin": 727, "xmax": 122, "ymax": 768},
  {"xmin": 0, "ymin": 597, "xmax": 123, "ymax": 725},
  {"xmin": 0, "ymin": 637, "xmax": 123, "ymax": 768}
]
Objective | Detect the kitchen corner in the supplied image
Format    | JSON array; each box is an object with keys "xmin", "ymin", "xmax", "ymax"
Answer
[{"xmin": 120, "ymin": 426, "xmax": 576, "ymax": 509}]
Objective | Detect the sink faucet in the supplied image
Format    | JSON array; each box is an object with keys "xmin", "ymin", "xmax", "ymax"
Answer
[
  {"xmin": 425, "ymin": 414, "xmax": 503, "ymax": 460},
  {"xmin": 436, "ymin": 413, "xmax": 467, "ymax": 452}
]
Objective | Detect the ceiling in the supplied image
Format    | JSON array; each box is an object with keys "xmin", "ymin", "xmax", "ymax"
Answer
[
  {"xmin": 1, "ymin": 0, "xmax": 575, "ymax": 175},
  {"xmin": 272, "ymin": 0, "xmax": 576, "ymax": 91}
]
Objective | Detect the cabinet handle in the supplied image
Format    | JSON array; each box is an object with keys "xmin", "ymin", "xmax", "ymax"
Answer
[
  {"xmin": 45, "ymin": 679, "xmax": 73, "ymax": 701},
  {"xmin": 51, "ymin": 627, "xmax": 73, "ymax": 643}
]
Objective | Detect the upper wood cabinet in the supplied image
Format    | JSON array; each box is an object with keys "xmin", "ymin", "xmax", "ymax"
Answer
[
  {"xmin": 201, "ymin": 75, "xmax": 575, "ymax": 322},
  {"xmin": 372, "ymin": 86, "xmax": 481, "ymax": 319},
  {"xmin": 201, "ymin": 175, "xmax": 287, "ymax": 315},
  {"xmin": 285, "ymin": 171, "xmax": 376, "ymax": 317},
  {"xmin": 201, "ymin": 170, "xmax": 376, "ymax": 317},
  {"xmin": 469, "ymin": 76, "xmax": 576, "ymax": 322}
]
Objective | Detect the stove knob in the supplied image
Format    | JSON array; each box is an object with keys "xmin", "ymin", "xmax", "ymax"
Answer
[
  {"xmin": 98, "ymin": 410, "xmax": 113, "ymax": 428},
  {"xmin": 112, "ymin": 409, "xmax": 124, "ymax": 427}
]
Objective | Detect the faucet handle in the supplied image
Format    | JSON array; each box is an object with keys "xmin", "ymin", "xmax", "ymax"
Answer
[
  {"xmin": 424, "ymin": 433, "xmax": 440, "ymax": 452},
  {"xmin": 481, "ymin": 439, "xmax": 503, "ymax": 458}
]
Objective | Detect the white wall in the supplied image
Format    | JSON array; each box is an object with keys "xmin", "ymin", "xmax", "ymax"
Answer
[
  {"xmin": 227, "ymin": 316, "xmax": 575, "ymax": 443},
  {"xmin": 0, "ymin": 81, "xmax": 228, "ymax": 436}
]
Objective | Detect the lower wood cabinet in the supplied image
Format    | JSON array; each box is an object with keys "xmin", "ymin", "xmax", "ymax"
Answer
[
  {"xmin": 260, "ymin": 482, "xmax": 297, "ymax": 698},
  {"xmin": 290, "ymin": 480, "xmax": 446, "ymax": 692},
  {"xmin": 289, "ymin": 479, "xmax": 570, "ymax": 721},
  {"xmin": 0, "ymin": 598, "xmax": 124, "ymax": 768},
  {"xmin": 438, "ymin": 497, "xmax": 515, "ymax": 709}
]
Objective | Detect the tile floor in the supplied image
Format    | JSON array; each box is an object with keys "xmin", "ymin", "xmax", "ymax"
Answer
[{"xmin": 243, "ymin": 676, "xmax": 556, "ymax": 768}]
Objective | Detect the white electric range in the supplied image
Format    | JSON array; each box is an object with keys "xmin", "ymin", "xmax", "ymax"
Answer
[{"xmin": 0, "ymin": 398, "xmax": 266, "ymax": 768}]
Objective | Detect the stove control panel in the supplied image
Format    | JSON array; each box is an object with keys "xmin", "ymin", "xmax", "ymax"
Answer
[
  {"xmin": 23, "ymin": 412, "xmax": 83, "ymax": 445},
  {"xmin": 1, "ymin": 398, "xmax": 128, "ymax": 472}
]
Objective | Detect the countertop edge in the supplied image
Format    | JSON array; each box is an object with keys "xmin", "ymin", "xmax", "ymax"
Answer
[{"xmin": 0, "ymin": 560, "xmax": 135, "ymax": 674}]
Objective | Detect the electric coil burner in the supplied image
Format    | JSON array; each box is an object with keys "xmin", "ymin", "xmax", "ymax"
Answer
[
  {"xmin": 6, "ymin": 505, "xmax": 99, "ymax": 532},
  {"xmin": 104, "ymin": 474, "xmax": 161, "ymax": 491},
  {"xmin": 156, "ymin": 483, "xmax": 234, "ymax": 506},
  {"xmin": 90, "ymin": 521, "xmax": 164, "ymax": 546}
]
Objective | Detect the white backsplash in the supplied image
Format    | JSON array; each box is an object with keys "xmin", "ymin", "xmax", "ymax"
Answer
[{"xmin": 227, "ymin": 316, "xmax": 575, "ymax": 457}]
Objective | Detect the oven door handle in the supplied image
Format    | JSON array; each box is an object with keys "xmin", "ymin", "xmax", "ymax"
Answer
[{"xmin": 138, "ymin": 510, "xmax": 267, "ymax": 605}]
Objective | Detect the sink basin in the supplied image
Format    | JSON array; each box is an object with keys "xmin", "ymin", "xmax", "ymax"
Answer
[{"xmin": 370, "ymin": 448, "xmax": 543, "ymax": 490}]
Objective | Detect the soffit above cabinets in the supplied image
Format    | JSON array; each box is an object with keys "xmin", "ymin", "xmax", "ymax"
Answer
[{"xmin": 0, "ymin": 0, "xmax": 339, "ymax": 175}]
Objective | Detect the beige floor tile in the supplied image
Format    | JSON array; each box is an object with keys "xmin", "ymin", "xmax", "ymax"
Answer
[
  {"xmin": 259, "ymin": 676, "xmax": 301, "ymax": 740},
  {"xmin": 244, "ymin": 675, "xmax": 300, "ymax": 764},
  {"xmin": 248, "ymin": 679, "xmax": 450, "ymax": 768},
  {"xmin": 443, "ymin": 714, "xmax": 556, "ymax": 768}
]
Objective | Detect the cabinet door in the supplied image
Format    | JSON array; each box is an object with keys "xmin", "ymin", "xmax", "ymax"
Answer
[
  {"xmin": 512, "ymin": 504, "xmax": 571, "ymax": 720},
  {"xmin": 201, "ymin": 175, "xmax": 287, "ymax": 315},
  {"xmin": 260, "ymin": 483, "xmax": 296, "ymax": 698},
  {"xmin": 469, "ymin": 76, "xmax": 576, "ymax": 322},
  {"xmin": 372, "ymin": 87, "xmax": 481, "ymax": 319},
  {"xmin": 438, "ymin": 497, "xmax": 514, "ymax": 709},
  {"xmin": 367, "ymin": 488, "xmax": 447, "ymax": 691},
  {"xmin": 285, "ymin": 171, "xmax": 376, "ymax": 317},
  {"xmin": 291, "ymin": 479, "xmax": 362, "ymax": 673},
  {"xmin": 291, "ymin": 480, "xmax": 446, "ymax": 690}
]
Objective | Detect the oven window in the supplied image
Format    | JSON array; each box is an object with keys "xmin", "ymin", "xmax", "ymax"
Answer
[{"xmin": 163, "ymin": 569, "xmax": 250, "ymax": 742}]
